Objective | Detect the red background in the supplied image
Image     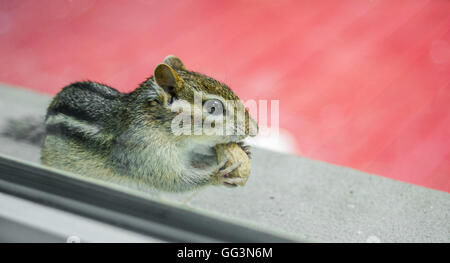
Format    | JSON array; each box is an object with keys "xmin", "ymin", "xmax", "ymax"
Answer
[{"xmin": 0, "ymin": 0, "xmax": 449, "ymax": 192}]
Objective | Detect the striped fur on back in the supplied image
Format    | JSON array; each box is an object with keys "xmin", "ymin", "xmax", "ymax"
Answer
[{"xmin": 45, "ymin": 81, "xmax": 124, "ymax": 147}]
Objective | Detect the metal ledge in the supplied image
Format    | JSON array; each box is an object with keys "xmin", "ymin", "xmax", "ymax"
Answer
[{"xmin": 0, "ymin": 154, "xmax": 296, "ymax": 243}]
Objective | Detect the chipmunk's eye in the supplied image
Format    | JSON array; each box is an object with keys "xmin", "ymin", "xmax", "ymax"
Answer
[{"xmin": 203, "ymin": 99, "xmax": 224, "ymax": 116}]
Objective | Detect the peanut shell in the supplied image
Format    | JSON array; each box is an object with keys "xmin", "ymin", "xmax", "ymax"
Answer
[{"xmin": 215, "ymin": 143, "xmax": 250, "ymax": 186}]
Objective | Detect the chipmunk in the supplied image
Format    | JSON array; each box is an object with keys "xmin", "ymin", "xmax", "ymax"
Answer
[{"xmin": 39, "ymin": 55, "xmax": 258, "ymax": 192}]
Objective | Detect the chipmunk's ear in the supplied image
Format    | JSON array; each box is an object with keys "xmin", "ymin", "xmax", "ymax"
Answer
[
  {"xmin": 163, "ymin": 55, "xmax": 187, "ymax": 70},
  {"xmin": 154, "ymin": 63, "xmax": 185, "ymax": 96}
]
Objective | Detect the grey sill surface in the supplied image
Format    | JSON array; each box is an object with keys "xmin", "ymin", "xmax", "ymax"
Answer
[
  {"xmin": 0, "ymin": 83, "xmax": 449, "ymax": 243},
  {"xmin": 0, "ymin": 192, "xmax": 158, "ymax": 243}
]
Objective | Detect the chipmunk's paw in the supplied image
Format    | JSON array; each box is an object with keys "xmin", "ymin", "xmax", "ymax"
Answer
[
  {"xmin": 221, "ymin": 176, "xmax": 246, "ymax": 187},
  {"xmin": 211, "ymin": 156, "xmax": 242, "ymax": 187}
]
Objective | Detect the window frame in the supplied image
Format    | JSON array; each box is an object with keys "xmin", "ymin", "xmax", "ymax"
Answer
[{"xmin": 0, "ymin": 154, "xmax": 297, "ymax": 242}]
